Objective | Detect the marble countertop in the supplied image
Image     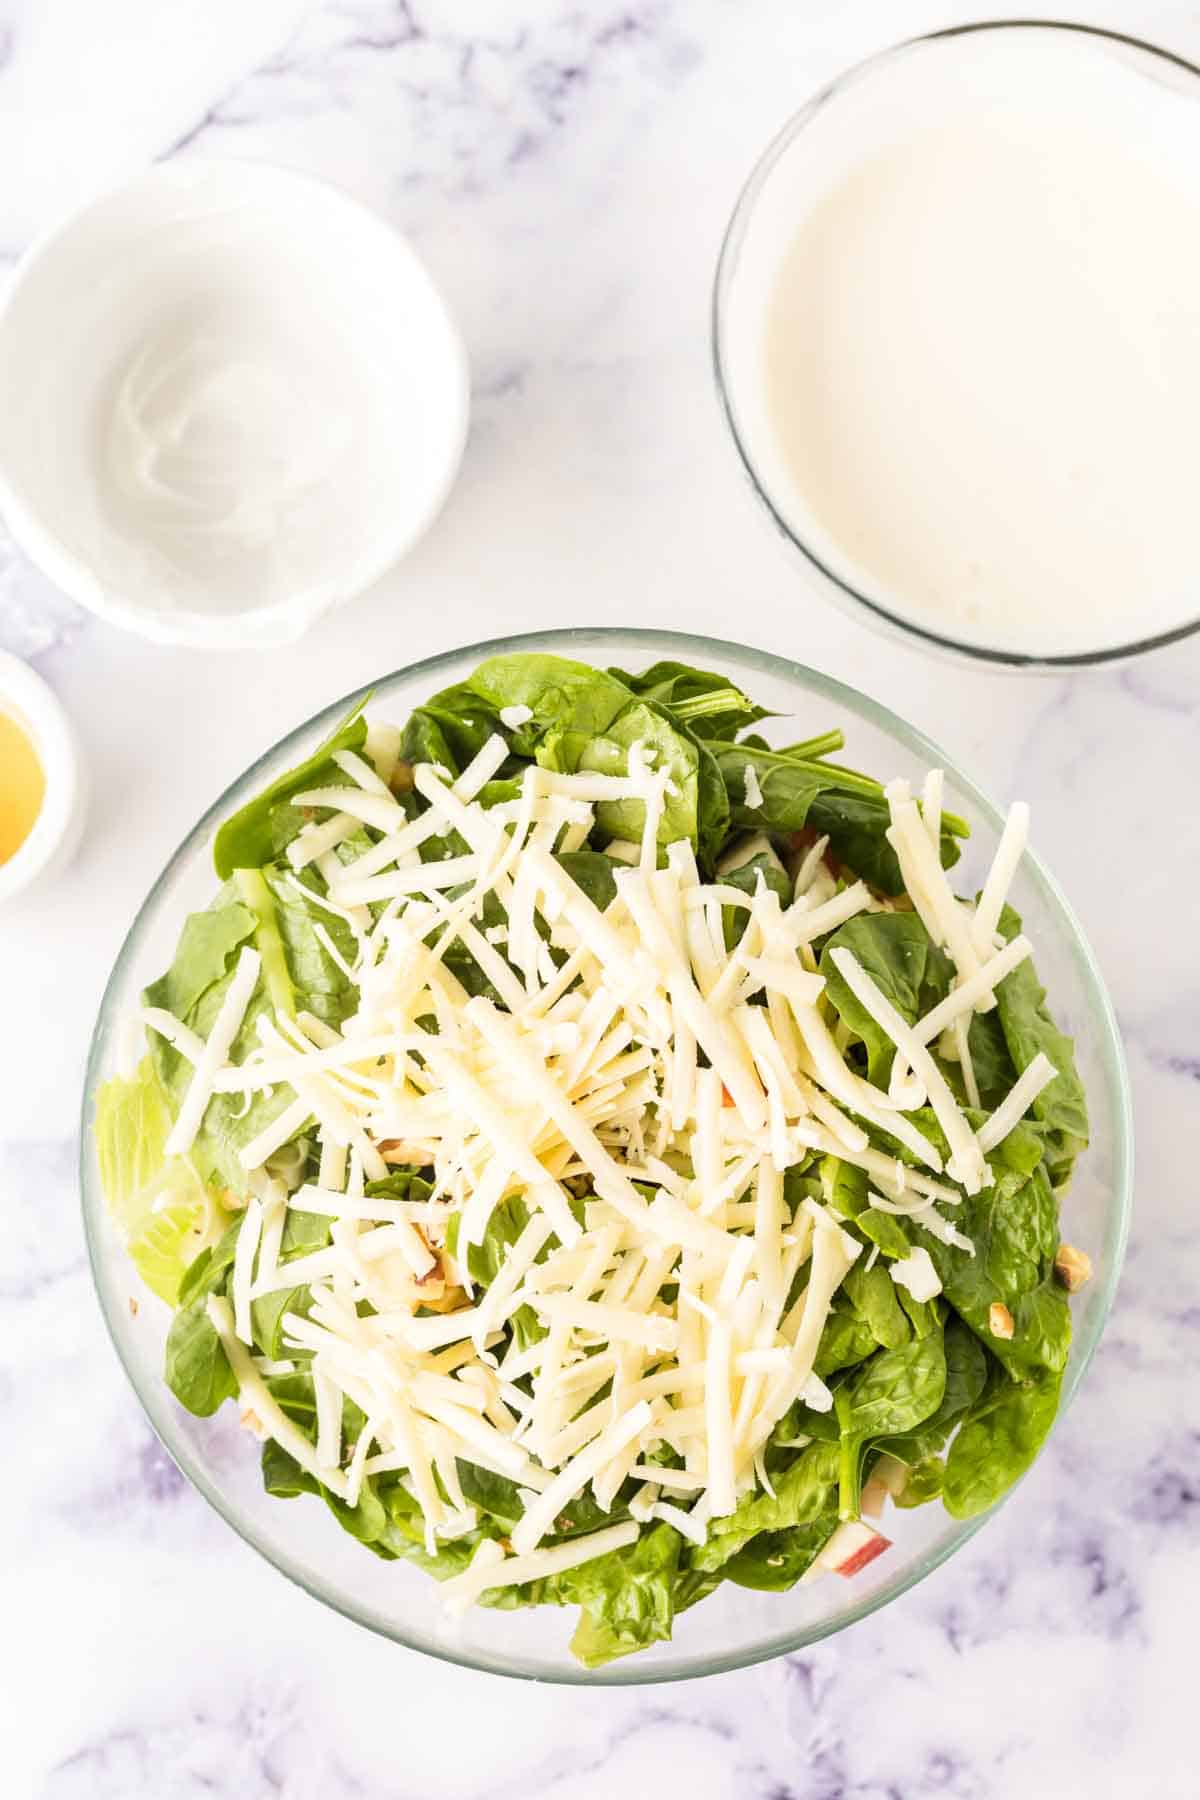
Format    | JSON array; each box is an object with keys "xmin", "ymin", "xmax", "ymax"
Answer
[{"xmin": 3, "ymin": 2, "xmax": 1198, "ymax": 1794}]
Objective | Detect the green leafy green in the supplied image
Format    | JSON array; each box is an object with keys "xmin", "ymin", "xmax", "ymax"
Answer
[
  {"xmin": 692, "ymin": 1442, "xmax": 840, "ymax": 1574},
  {"xmin": 558, "ymin": 1522, "xmax": 682, "ymax": 1666},
  {"xmin": 467, "ymin": 652, "xmax": 633, "ymax": 741},
  {"xmin": 213, "ymin": 699, "xmax": 368, "ymax": 877},
  {"xmin": 719, "ymin": 851, "xmax": 792, "ymax": 949},
  {"xmin": 144, "ymin": 946, "xmax": 299, "ymax": 1197},
  {"xmin": 820, "ymin": 913, "xmax": 954, "ymax": 1082},
  {"xmin": 157, "ymin": 893, "xmax": 258, "ymax": 1019},
  {"xmin": 842, "ymin": 1260, "xmax": 914, "ymax": 1351},
  {"xmin": 874, "ymin": 1317, "xmax": 988, "ymax": 1468},
  {"xmin": 993, "ymin": 905, "xmax": 1089, "ymax": 1171},
  {"xmin": 833, "ymin": 1328, "xmax": 947, "ymax": 1516},
  {"xmin": 607, "ymin": 659, "xmax": 772, "ymax": 742},
  {"xmin": 714, "ymin": 742, "xmax": 826, "ymax": 836},
  {"xmin": 232, "ymin": 868, "xmax": 294, "ymax": 1017},
  {"xmin": 894, "ymin": 1456, "xmax": 946, "ymax": 1508},
  {"xmin": 164, "ymin": 1299, "xmax": 237, "ymax": 1416},
  {"xmin": 943, "ymin": 1365, "xmax": 1062, "ymax": 1519},
  {"xmin": 95, "ymin": 1057, "xmax": 223, "ymax": 1303},
  {"xmin": 805, "ymin": 785, "xmax": 965, "ymax": 893},
  {"xmin": 262, "ymin": 865, "xmax": 360, "ymax": 1028},
  {"xmin": 555, "ymin": 849, "xmax": 619, "ymax": 912},
  {"xmin": 579, "ymin": 700, "xmax": 700, "ymax": 852}
]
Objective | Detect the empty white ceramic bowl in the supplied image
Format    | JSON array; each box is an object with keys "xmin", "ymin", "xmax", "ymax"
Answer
[{"xmin": 0, "ymin": 160, "xmax": 469, "ymax": 649}]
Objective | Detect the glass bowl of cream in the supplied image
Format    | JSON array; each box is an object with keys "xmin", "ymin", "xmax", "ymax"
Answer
[
  {"xmin": 0, "ymin": 160, "xmax": 469, "ymax": 649},
  {"xmin": 713, "ymin": 22, "xmax": 1200, "ymax": 667}
]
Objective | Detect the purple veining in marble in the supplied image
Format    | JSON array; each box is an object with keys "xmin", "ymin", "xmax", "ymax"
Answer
[{"xmin": 0, "ymin": 533, "xmax": 90, "ymax": 660}]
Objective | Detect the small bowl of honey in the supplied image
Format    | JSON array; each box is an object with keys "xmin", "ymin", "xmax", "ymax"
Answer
[{"xmin": 0, "ymin": 650, "xmax": 84, "ymax": 906}]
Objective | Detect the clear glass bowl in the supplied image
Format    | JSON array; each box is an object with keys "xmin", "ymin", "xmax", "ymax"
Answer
[
  {"xmin": 712, "ymin": 20, "xmax": 1200, "ymax": 669},
  {"xmin": 80, "ymin": 627, "xmax": 1132, "ymax": 1682}
]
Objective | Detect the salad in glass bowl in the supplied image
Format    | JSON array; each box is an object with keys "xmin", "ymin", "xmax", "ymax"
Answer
[{"xmin": 88, "ymin": 635, "xmax": 1124, "ymax": 1676}]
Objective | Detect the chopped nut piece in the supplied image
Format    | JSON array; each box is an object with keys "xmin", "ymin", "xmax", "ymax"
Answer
[
  {"xmin": 988, "ymin": 1301, "xmax": 1015, "ymax": 1340},
  {"xmin": 127, "ymin": 1296, "xmax": 139, "ymax": 1318},
  {"xmin": 240, "ymin": 1408, "xmax": 266, "ymax": 1438},
  {"xmin": 380, "ymin": 1140, "xmax": 429, "ymax": 1165},
  {"xmin": 418, "ymin": 1283, "xmax": 468, "ymax": 1315},
  {"xmin": 1054, "ymin": 1244, "xmax": 1092, "ymax": 1293}
]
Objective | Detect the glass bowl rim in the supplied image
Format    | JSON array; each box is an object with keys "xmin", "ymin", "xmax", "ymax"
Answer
[
  {"xmin": 711, "ymin": 17, "xmax": 1200, "ymax": 671},
  {"xmin": 80, "ymin": 624, "xmax": 1134, "ymax": 1684}
]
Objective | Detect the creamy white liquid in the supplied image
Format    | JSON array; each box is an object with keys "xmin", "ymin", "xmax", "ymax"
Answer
[
  {"xmin": 101, "ymin": 303, "xmax": 357, "ymax": 600},
  {"xmin": 723, "ymin": 30, "xmax": 1200, "ymax": 657}
]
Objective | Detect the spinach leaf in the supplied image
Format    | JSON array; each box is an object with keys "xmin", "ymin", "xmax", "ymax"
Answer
[
  {"xmin": 281, "ymin": 1207, "xmax": 333, "ymax": 1257},
  {"xmin": 719, "ymin": 852, "xmax": 792, "ymax": 950},
  {"xmin": 145, "ymin": 949, "xmax": 301, "ymax": 1197},
  {"xmin": 918, "ymin": 1159, "xmax": 1070, "ymax": 1381},
  {"xmin": 606, "ymin": 660, "xmax": 772, "ymax": 742},
  {"xmin": 177, "ymin": 1215, "xmax": 242, "ymax": 1309},
  {"xmin": 874, "ymin": 1316, "xmax": 987, "ymax": 1467},
  {"xmin": 400, "ymin": 683, "xmax": 515, "ymax": 776},
  {"xmin": 836, "ymin": 1331, "xmax": 947, "ymax": 1443},
  {"xmin": 893, "ymin": 1457, "xmax": 945, "ymax": 1508},
  {"xmin": 691, "ymin": 1441, "xmax": 840, "ymax": 1573},
  {"xmin": 714, "ymin": 742, "xmax": 826, "ymax": 836},
  {"xmin": 960, "ymin": 1008, "xmax": 1019, "ymax": 1111},
  {"xmin": 842, "ymin": 1260, "xmax": 913, "ymax": 1351},
  {"xmin": 232, "ymin": 868, "xmax": 294, "ymax": 1017},
  {"xmin": 818, "ymin": 1155, "xmax": 914, "ymax": 1261},
  {"xmin": 457, "ymin": 1462, "xmax": 524, "ymax": 1530},
  {"xmin": 833, "ymin": 1328, "xmax": 947, "ymax": 1516},
  {"xmin": 994, "ymin": 906, "xmax": 1089, "ymax": 1159},
  {"xmin": 692, "ymin": 734, "xmax": 733, "ymax": 869},
  {"xmin": 458, "ymin": 1457, "xmax": 628, "ymax": 1545},
  {"xmin": 164, "ymin": 1299, "xmax": 237, "ymax": 1416},
  {"xmin": 855, "ymin": 1206, "xmax": 917, "ymax": 1260},
  {"xmin": 261, "ymin": 1438, "xmax": 321, "ymax": 1499},
  {"xmin": 814, "ymin": 1295, "xmax": 880, "ymax": 1377},
  {"xmin": 722, "ymin": 1519, "xmax": 834, "ymax": 1591},
  {"xmin": 578, "ymin": 700, "xmax": 699, "ymax": 852},
  {"xmin": 805, "ymin": 786, "xmax": 965, "ymax": 894},
  {"xmin": 943, "ymin": 1365, "xmax": 1062, "ymax": 1519},
  {"xmin": 159, "ymin": 892, "xmax": 258, "ymax": 1019},
  {"xmin": 446, "ymin": 1193, "xmax": 549, "ymax": 1348},
  {"xmin": 251, "ymin": 1284, "xmax": 313, "ymax": 1362},
  {"xmin": 213, "ymin": 698, "xmax": 368, "ymax": 877},
  {"xmin": 819, "ymin": 913, "xmax": 955, "ymax": 1082},
  {"xmin": 262, "ymin": 865, "xmax": 360, "ymax": 1028},
  {"xmin": 557, "ymin": 1521, "xmax": 682, "ymax": 1668},
  {"xmin": 466, "ymin": 653, "xmax": 632, "ymax": 744},
  {"xmin": 555, "ymin": 850, "xmax": 619, "ymax": 912}
]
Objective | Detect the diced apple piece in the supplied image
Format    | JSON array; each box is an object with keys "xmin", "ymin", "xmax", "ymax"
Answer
[
  {"xmin": 817, "ymin": 1519, "xmax": 892, "ymax": 1578},
  {"xmin": 860, "ymin": 1476, "xmax": 889, "ymax": 1520},
  {"xmin": 873, "ymin": 1453, "xmax": 911, "ymax": 1498}
]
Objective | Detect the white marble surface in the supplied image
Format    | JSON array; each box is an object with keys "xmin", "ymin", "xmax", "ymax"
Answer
[{"xmin": 2, "ymin": 1, "xmax": 1198, "ymax": 1794}]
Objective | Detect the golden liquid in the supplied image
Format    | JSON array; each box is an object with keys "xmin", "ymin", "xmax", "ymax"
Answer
[{"xmin": 0, "ymin": 707, "xmax": 45, "ymax": 863}]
